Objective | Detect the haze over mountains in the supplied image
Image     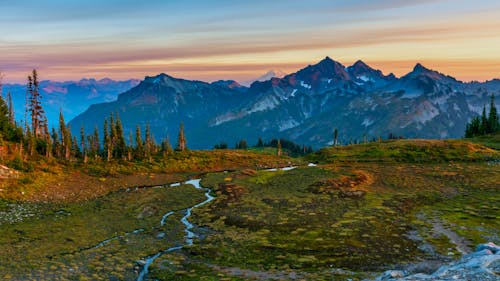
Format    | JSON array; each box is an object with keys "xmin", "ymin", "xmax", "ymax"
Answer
[
  {"xmin": 2, "ymin": 78, "xmax": 140, "ymax": 128},
  {"xmin": 68, "ymin": 57, "xmax": 500, "ymax": 149}
]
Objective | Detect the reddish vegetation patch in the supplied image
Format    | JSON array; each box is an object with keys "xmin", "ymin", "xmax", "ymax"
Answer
[
  {"xmin": 308, "ymin": 169, "xmax": 374, "ymax": 198},
  {"xmin": 217, "ymin": 183, "xmax": 248, "ymax": 202}
]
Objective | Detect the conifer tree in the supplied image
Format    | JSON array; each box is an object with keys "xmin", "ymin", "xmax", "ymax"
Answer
[
  {"xmin": 51, "ymin": 128, "xmax": 60, "ymax": 158},
  {"xmin": 109, "ymin": 113, "xmax": 116, "ymax": 157},
  {"xmin": 176, "ymin": 122, "xmax": 186, "ymax": 151},
  {"xmin": 6, "ymin": 91, "xmax": 14, "ymax": 125},
  {"xmin": 80, "ymin": 126, "xmax": 87, "ymax": 163},
  {"xmin": 93, "ymin": 126, "xmax": 100, "ymax": 159},
  {"xmin": 257, "ymin": 137, "xmax": 264, "ymax": 147},
  {"xmin": 25, "ymin": 76, "xmax": 32, "ymax": 133},
  {"xmin": 28, "ymin": 70, "xmax": 47, "ymax": 138},
  {"xmin": 162, "ymin": 135, "xmax": 173, "ymax": 155},
  {"xmin": 135, "ymin": 125, "xmax": 143, "ymax": 159},
  {"xmin": 127, "ymin": 132, "xmax": 133, "ymax": 161},
  {"xmin": 145, "ymin": 124, "xmax": 152, "ymax": 160},
  {"xmin": 0, "ymin": 96, "xmax": 11, "ymax": 140},
  {"xmin": 103, "ymin": 118, "xmax": 111, "ymax": 161},
  {"xmin": 480, "ymin": 105, "xmax": 488, "ymax": 134},
  {"xmin": 488, "ymin": 95, "xmax": 499, "ymax": 133},
  {"xmin": 71, "ymin": 136, "xmax": 80, "ymax": 158},
  {"xmin": 114, "ymin": 114, "xmax": 126, "ymax": 159},
  {"xmin": 238, "ymin": 139, "xmax": 247, "ymax": 149},
  {"xmin": 59, "ymin": 111, "xmax": 72, "ymax": 160},
  {"xmin": 333, "ymin": 128, "xmax": 338, "ymax": 146}
]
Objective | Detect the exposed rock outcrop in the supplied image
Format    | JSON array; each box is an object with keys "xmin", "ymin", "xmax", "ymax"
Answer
[{"xmin": 375, "ymin": 242, "xmax": 500, "ymax": 280}]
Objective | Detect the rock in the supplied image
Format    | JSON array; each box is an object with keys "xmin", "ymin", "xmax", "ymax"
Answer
[
  {"xmin": 476, "ymin": 242, "xmax": 500, "ymax": 254},
  {"xmin": 372, "ymin": 242, "xmax": 500, "ymax": 280},
  {"xmin": 376, "ymin": 270, "xmax": 406, "ymax": 280}
]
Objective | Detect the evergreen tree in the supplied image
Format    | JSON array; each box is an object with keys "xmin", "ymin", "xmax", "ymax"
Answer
[
  {"xmin": 71, "ymin": 136, "xmax": 80, "ymax": 158},
  {"xmin": 480, "ymin": 105, "xmax": 488, "ymax": 135},
  {"xmin": 134, "ymin": 125, "xmax": 143, "ymax": 159},
  {"xmin": 238, "ymin": 139, "xmax": 247, "ymax": 149},
  {"xmin": 6, "ymin": 91, "xmax": 14, "ymax": 125},
  {"xmin": 333, "ymin": 128, "xmax": 338, "ymax": 146},
  {"xmin": 51, "ymin": 128, "xmax": 60, "ymax": 158},
  {"xmin": 80, "ymin": 126, "xmax": 87, "ymax": 163},
  {"xmin": 127, "ymin": 132, "xmax": 133, "ymax": 161},
  {"xmin": 108, "ymin": 113, "xmax": 116, "ymax": 158},
  {"xmin": 59, "ymin": 111, "xmax": 72, "ymax": 160},
  {"xmin": 176, "ymin": 122, "xmax": 186, "ymax": 151},
  {"xmin": 257, "ymin": 137, "xmax": 264, "ymax": 147},
  {"xmin": 28, "ymin": 70, "xmax": 47, "ymax": 138},
  {"xmin": 161, "ymin": 135, "xmax": 173, "ymax": 155},
  {"xmin": 93, "ymin": 126, "xmax": 100, "ymax": 159},
  {"xmin": 103, "ymin": 118, "xmax": 111, "ymax": 161},
  {"xmin": 0, "ymin": 95, "xmax": 10, "ymax": 138},
  {"xmin": 144, "ymin": 124, "xmax": 152, "ymax": 160},
  {"xmin": 488, "ymin": 95, "xmax": 499, "ymax": 133},
  {"xmin": 114, "ymin": 114, "xmax": 126, "ymax": 159}
]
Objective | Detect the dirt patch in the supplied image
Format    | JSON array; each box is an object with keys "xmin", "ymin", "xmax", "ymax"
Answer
[
  {"xmin": 24, "ymin": 172, "xmax": 184, "ymax": 202},
  {"xmin": 209, "ymin": 264, "xmax": 303, "ymax": 280},
  {"xmin": 430, "ymin": 219, "xmax": 473, "ymax": 254},
  {"xmin": 0, "ymin": 164, "xmax": 19, "ymax": 179}
]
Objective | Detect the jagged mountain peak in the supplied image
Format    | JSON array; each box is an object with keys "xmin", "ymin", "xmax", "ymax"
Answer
[
  {"xmin": 404, "ymin": 63, "xmax": 458, "ymax": 84},
  {"xmin": 351, "ymin": 60, "xmax": 370, "ymax": 70},
  {"xmin": 315, "ymin": 56, "xmax": 344, "ymax": 68},
  {"xmin": 348, "ymin": 60, "xmax": 379, "ymax": 74},
  {"xmin": 346, "ymin": 60, "xmax": 395, "ymax": 84},
  {"xmin": 296, "ymin": 56, "xmax": 349, "ymax": 81},
  {"xmin": 211, "ymin": 80, "xmax": 247, "ymax": 92},
  {"xmin": 412, "ymin": 63, "xmax": 432, "ymax": 74}
]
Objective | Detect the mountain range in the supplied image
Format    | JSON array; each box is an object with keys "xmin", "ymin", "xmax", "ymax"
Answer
[
  {"xmin": 68, "ymin": 57, "xmax": 500, "ymax": 149},
  {"xmin": 2, "ymin": 78, "xmax": 140, "ymax": 128}
]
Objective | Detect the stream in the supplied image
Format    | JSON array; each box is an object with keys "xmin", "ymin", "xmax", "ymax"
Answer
[
  {"xmin": 136, "ymin": 179, "xmax": 215, "ymax": 281},
  {"xmin": 136, "ymin": 166, "xmax": 298, "ymax": 280}
]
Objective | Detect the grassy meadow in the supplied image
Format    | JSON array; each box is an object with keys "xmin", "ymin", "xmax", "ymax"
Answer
[{"xmin": 0, "ymin": 139, "xmax": 498, "ymax": 280}]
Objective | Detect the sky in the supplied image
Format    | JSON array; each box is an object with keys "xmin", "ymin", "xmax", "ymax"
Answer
[{"xmin": 1, "ymin": 0, "xmax": 499, "ymax": 84}]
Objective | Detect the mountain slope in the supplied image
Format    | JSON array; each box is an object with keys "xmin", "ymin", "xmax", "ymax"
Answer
[
  {"xmin": 69, "ymin": 58, "xmax": 500, "ymax": 148},
  {"xmin": 70, "ymin": 74, "xmax": 253, "ymax": 147}
]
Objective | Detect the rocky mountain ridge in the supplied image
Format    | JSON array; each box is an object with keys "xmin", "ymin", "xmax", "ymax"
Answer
[{"xmin": 69, "ymin": 57, "xmax": 500, "ymax": 148}]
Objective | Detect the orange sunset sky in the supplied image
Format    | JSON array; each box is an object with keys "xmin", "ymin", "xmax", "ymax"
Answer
[{"xmin": 1, "ymin": 0, "xmax": 499, "ymax": 83}]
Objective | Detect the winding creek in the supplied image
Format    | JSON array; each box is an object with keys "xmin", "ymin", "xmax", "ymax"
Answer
[
  {"xmin": 136, "ymin": 178, "xmax": 215, "ymax": 281},
  {"xmin": 135, "ymin": 166, "xmax": 297, "ymax": 280}
]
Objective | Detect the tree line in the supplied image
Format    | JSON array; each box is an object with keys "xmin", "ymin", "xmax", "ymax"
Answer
[
  {"xmin": 214, "ymin": 137, "xmax": 314, "ymax": 156},
  {"xmin": 0, "ymin": 70, "xmax": 188, "ymax": 163},
  {"xmin": 465, "ymin": 95, "xmax": 499, "ymax": 138}
]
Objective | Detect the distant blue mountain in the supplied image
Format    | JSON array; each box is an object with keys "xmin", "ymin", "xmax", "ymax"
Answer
[{"xmin": 2, "ymin": 78, "xmax": 140, "ymax": 128}]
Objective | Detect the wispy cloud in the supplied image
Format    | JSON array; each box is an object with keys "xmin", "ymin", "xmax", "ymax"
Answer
[{"xmin": 1, "ymin": 0, "xmax": 499, "ymax": 83}]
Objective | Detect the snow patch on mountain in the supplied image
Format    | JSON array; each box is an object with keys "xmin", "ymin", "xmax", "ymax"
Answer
[
  {"xmin": 362, "ymin": 118, "xmax": 374, "ymax": 127},
  {"xmin": 248, "ymin": 95, "xmax": 280, "ymax": 114},
  {"xmin": 357, "ymin": 75, "xmax": 373, "ymax": 82},
  {"xmin": 300, "ymin": 81, "xmax": 312, "ymax": 89},
  {"xmin": 278, "ymin": 118, "xmax": 300, "ymax": 131}
]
